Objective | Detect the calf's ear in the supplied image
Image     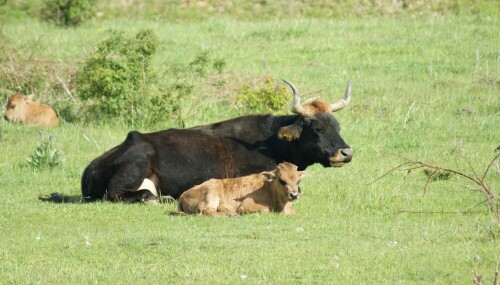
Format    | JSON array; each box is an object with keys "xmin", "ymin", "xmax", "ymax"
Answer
[
  {"xmin": 277, "ymin": 124, "xmax": 303, "ymax": 141},
  {"xmin": 25, "ymin": 94, "xmax": 34, "ymax": 101},
  {"xmin": 260, "ymin": 171, "xmax": 276, "ymax": 182}
]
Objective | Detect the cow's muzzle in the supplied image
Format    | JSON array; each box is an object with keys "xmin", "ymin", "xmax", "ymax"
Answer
[{"xmin": 329, "ymin": 148, "xmax": 353, "ymax": 167}]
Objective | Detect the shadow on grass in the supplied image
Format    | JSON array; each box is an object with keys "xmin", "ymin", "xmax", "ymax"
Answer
[{"xmin": 38, "ymin": 192, "xmax": 81, "ymax": 203}]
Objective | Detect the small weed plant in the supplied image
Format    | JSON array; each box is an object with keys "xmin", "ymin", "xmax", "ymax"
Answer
[{"xmin": 26, "ymin": 137, "xmax": 64, "ymax": 170}]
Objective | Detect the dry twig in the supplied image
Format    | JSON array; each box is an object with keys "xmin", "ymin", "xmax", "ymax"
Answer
[
  {"xmin": 55, "ymin": 72, "xmax": 76, "ymax": 102},
  {"xmin": 373, "ymin": 153, "xmax": 500, "ymax": 222}
]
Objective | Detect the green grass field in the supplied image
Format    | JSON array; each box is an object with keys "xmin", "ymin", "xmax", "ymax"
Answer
[{"xmin": 0, "ymin": 1, "xmax": 499, "ymax": 284}]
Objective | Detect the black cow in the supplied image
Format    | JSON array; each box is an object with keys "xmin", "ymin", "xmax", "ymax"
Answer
[{"xmin": 76, "ymin": 80, "xmax": 353, "ymax": 203}]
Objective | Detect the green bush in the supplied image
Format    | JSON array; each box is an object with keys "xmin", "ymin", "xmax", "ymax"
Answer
[
  {"xmin": 236, "ymin": 76, "xmax": 289, "ymax": 114},
  {"xmin": 42, "ymin": 0, "xmax": 97, "ymax": 26},
  {"xmin": 77, "ymin": 30, "xmax": 226, "ymax": 127},
  {"xmin": 162, "ymin": 51, "xmax": 227, "ymax": 128},
  {"xmin": 77, "ymin": 29, "xmax": 162, "ymax": 125},
  {"xmin": 26, "ymin": 137, "xmax": 64, "ymax": 170}
]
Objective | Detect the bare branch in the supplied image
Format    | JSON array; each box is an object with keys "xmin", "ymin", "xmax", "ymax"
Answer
[
  {"xmin": 494, "ymin": 255, "xmax": 500, "ymax": 285},
  {"xmin": 481, "ymin": 152, "xmax": 500, "ymax": 183},
  {"xmin": 368, "ymin": 161, "xmax": 417, "ymax": 184},
  {"xmin": 376, "ymin": 153, "xmax": 499, "ymax": 221},
  {"xmin": 473, "ymin": 271, "xmax": 483, "ymax": 285},
  {"xmin": 55, "ymin": 73, "xmax": 76, "ymax": 103},
  {"xmin": 466, "ymin": 199, "xmax": 490, "ymax": 212},
  {"xmin": 423, "ymin": 169, "xmax": 438, "ymax": 196},
  {"xmin": 465, "ymin": 157, "xmax": 482, "ymax": 182},
  {"xmin": 394, "ymin": 210, "xmax": 484, "ymax": 215}
]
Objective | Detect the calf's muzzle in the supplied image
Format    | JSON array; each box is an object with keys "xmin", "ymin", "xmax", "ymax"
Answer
[{"xmin": 288, "ymin": 192, "xmax": 299, "ymax": 201}]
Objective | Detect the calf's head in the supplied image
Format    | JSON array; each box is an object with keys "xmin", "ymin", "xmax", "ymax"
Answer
[
  {"xmin": 3, "ymin": 94, "xmax": 33, "ymax": 122},
  {"xmin": 261, "ymin": 162, "xmax": 304, "ymax": 201},
  {"xmin": 278, "ymin": 80, "xmax": 353, "ymax": 168}
]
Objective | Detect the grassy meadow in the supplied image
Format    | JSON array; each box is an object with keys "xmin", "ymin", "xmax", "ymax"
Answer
[{"xmin": 0, "ymin": 1, "xmax": 499, "ymax": 284}]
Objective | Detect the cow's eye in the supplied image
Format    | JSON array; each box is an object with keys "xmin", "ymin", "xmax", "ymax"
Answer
[
  {"xmin": 279, "ymin": 179, "xmax": 286, "ymax": 186},
  {"xmin": 312, "ymin": 125, "xmax": 325, "ymax": 134}
]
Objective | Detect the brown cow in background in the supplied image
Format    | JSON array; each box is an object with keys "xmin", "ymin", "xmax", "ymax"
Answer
[
  {"xmin": 3, "ymin": 94, "xmax": 58, "ymax": 127},
  {"xmin": 178, "ymin": 162, "xmax": 304, "ymax": 216}
]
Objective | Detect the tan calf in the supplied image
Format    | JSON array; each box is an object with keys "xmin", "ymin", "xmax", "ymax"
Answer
[
  {"xmin": 3, "ymin": 94, "xmax": 58, "ymax": 127},
  {"xmin": 178, "ymin": 162, "xmax": 304, "ymax": 216}
]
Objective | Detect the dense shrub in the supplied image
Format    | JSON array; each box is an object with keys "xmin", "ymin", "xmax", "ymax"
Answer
[
  {"xmin": 42, "ymin": 0, "xmax": 97, "ymax": 26},
  {"xmin": 236, "ymin": 76, "xmax": 289, "ymax": 114},
  {"xmin": 77, "ymin": 30, "xmax": 226, "ymax": 126},
  {"xmin": 77, "ymin": 29, "xmax": 162, "ymax": 125}
]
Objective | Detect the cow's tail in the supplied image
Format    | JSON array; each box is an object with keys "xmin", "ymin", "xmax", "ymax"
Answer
[{"xmin": 38, "ymin": 192, "xmax": 80, "ymax": 203}]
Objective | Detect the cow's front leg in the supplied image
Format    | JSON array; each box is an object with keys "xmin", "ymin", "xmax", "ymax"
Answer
[
  {"xmin": 106, "ymin": 144, "xmax": 155, "ymax": 203},
  {"xmin": 237, "ymin": 198, "xmax": 271, "ymax": 215}
]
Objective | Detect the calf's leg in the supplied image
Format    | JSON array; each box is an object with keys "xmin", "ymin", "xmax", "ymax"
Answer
[
  {"xmin": 199, "ymin": 189, "xmax": 225, "ymax": 216},
  {"xmin": 237, "ymin": 198, "xmax": 271, "ymax": 215}
]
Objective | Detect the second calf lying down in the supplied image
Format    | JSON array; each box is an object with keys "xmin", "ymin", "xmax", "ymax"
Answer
[{"xmin": 178, "ymin": 162, "xmax": 304, "ymax": 216}]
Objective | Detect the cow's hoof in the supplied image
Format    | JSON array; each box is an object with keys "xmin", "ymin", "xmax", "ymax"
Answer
[
  {"xmin": 160, "ymin": 196, "xmax": 176, "ymax": 204},
  {"xmin": 143, "ymin": 199, "xmax": 159, "ymax": 206}
]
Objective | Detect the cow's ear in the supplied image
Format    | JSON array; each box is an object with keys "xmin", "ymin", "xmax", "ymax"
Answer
[
  {"xmin": 260, "ymin": 171, "xmax": 276, "ymax": 182},
  {"xmin": 299, "ymin": 171, "xmax": 306, "ymax": 178},
  {"xmin": 277, "ymin": 124, "xmax": 303, "ymax": 141},
  {"xmin": 25, "ymin": 94, "xmax": 34, "ymax": 101}
]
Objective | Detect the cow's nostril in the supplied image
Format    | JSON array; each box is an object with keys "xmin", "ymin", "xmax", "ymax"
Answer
[{"xmin": 340, "ymin": 148, "xmax": 353, "ymax": 158}]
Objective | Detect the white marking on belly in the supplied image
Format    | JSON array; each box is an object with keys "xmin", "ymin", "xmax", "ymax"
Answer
[{"xmin": 137, "ymin": 178, "xmax": 158, "ymax": 197}]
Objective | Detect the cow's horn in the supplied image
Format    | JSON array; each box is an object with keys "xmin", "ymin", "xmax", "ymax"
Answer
[
  {"xmin": 283, "ymin": 79, "xmax": 308, "ymax": 116},
  {"xmin": 329, "ymin": 80, "xmax": 351, "ymax": 112}
]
